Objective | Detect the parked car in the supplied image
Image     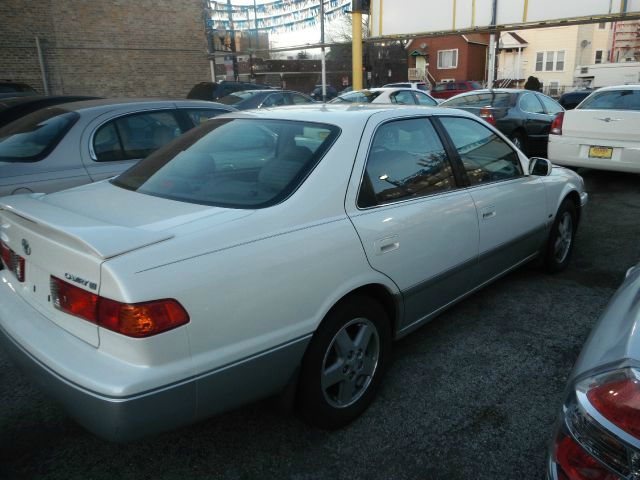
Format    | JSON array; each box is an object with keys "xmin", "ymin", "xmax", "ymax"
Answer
[
  {"xmin": 0, "ymin": 95, "xmax": 102, "ymax": 129},
  {"xmin": 548, "ymin": 85, "xmax": 640, "ymax": 173},
  {"xmin": 217, "ymin": 89, "xmax": 315, "ymax": 110},
  {"xmin": 0, "ymin": 104, "xmax": 587, "ymax": 441},
  {"xmin": 0, "ymin": 80, "xmax": 38, "ymax": 99},
  {"xmin": 547, "ymin": 263, "xmax": 640, "ymax": 480},
  {"xmin": 187, "ymin": 81, "xmax": 272, "ymax": 101},
  {"xmin": 430, "ymin": 81, "xmax": 482, "ymax": 100},
  {"xmin": 557, "ymin": 89, "xmax": 594, "ymax": 110},
  {"xmin": 310, "ymin": 84, "xmax": 338, "ymax": 101},
  {"xmin": 382, "ymin": 81, "xmax": 431, "ymax": 92},
  {"xmin": 441, "ymin": 88, "xmax": 564, "ymax": 155},
  {"xmin": 0, "ymin": 99, "xmax": 235, "ymax": 196},
  {"xmin": 330, "ymin": 87, "xmax": 438, "ymax": 106}
]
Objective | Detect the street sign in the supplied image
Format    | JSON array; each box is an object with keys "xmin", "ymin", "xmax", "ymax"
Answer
[{"xmin": 369, "ymin": 0, "xmax": 640, "ymax": 38}]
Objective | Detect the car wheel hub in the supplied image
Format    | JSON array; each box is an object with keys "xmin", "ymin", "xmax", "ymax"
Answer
[
  {"xmin": 554, "ymin": 212, "xmax": 573, "ymax": 263},
  {"xmin": 321, "ymin": 317, "xmax": 380, "ymax": 409}
]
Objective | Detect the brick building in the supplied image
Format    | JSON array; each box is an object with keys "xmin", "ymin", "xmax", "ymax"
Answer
[
  {"xmin": 406, "ymin": 34, "xmax": 490, "ymax": 85},
  {"xmin": 0, "ymin": 0, "xmax": 211, "ymax": 98}
]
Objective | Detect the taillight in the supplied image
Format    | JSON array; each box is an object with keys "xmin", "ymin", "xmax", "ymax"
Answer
[
  {"xmin": 0, "ymin": 240, "xmax": 26, "ymax": 282},
  {"xmin": 551, "ymin": 112, "xmax": 564, "ymax": 135},
  {"xmin": 586, "ymin": 373, "xmax": 640, "ymax": 440},
  {"xmin": 50, "ymin": 276, "xmax": 189, "ymax": 338},
  {"xmin": 555, "ymin": 432, "xmax": 619, "ymax": 480},
  {"xmin": 551, "ymin": 367, "xmax": 640, "ymax": 480},
  {"xmin": 479, "ymin": 106, "xmax": 496, "ymax": 125}
]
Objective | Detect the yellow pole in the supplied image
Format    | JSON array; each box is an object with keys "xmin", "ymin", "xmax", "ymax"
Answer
[
  {"xmin": 352, "ymin": 10, "xmax": 363, "ymax": 90},
  {"xmin": 452, "ymin": 0, "xmax": 457, "ymax": 30},
  {"xmin": 472, "ymin": 0, "xmax": 476, "ymax": 26},
  {"xmin": 522, "ymin": 0, "xmax": 529, "ymax": 22}
]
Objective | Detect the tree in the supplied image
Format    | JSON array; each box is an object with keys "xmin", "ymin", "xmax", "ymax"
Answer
[
  {"xmin": 297, "ymin": 50, "xmax": 309, "ymax": 59},
  {"xmin": 524, "ymin": 76, "xmax": 542, "ymax": 92}
]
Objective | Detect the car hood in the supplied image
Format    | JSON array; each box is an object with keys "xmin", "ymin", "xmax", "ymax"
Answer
[
  {"xmin": 571, "ymin": 263, "xmax": 640, "ymax": 378},
  {"xmin": 0, "ymin": 180, "xmax": 253, "ymax": 259}
]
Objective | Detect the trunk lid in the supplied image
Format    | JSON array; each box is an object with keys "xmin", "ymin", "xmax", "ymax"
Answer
[
  {"xmin": 0, "ymin": 181, "xmax": 252, "ymax": 347},
  {"xmin": 563, "ymin": 109, "xmax": 640, "ymax": 142}
]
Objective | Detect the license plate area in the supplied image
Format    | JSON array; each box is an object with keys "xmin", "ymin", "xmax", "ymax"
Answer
[{"xmin": 588, "ymin": 146, "xmax": 613, "ymax": 159}]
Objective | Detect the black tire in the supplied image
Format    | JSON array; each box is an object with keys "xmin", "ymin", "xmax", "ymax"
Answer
[
  {"xmin": 544, "ymin": 199, "xmax": 578, "ymax": 273},
  {"xmin": 297, "ymin": 295, "xmax": 391, "ymax": 430},
  {"xmin": 509, "ymin": 131, "xmax": 527, "ymax": 154}
]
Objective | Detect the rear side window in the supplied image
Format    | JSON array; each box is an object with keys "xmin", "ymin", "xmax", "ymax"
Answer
[
  {"xmin": 413, "ymin": 92, "xmax": 438, "ymax": 106},
  {"xmin": 358, "ymin": 118, "xmax": 456, "ymax": 207},
  {"xmin": 390, "ymin": 91, "xmax": 415, "ymax": 105},
  {"xmin": 439, "ymin": 116, "xmax": 522, "ymax": 186},
  {"xmin": 0, "ymin": 108, "xmax": 79, "ymax": 163},
  {"xmin": 537, "ymin": 94, "xmax": 563, "ymax": 115},
  {"xmin": 93, "ymin": 110, "xmax": 182, "ymax": 162},
  {"xmin": 579, "ymin": 90, "xmax": 640, "ymax": 111},
  {"xmin": 331, "ymin": 91, "xmax": 383, "ymax": 103},
  {"xmin": 112, "ymin": 119, "xmax": 340, "ymax": 209},
  {"xmin": 443, "ymin": 92, "xmax": 512, "ymax": 108}
]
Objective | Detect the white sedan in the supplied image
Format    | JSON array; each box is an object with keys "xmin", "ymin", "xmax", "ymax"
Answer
[
  {"xmin": 0, "ymin": 105, "xmax": 587, "ymax": 441},
  {"xmin": 330, "ymin": 87, "xmax": 439, "ymax": 106},
  {"xmin": 548, "ymin": 85, "xmax": 640, "ymax": 173}
]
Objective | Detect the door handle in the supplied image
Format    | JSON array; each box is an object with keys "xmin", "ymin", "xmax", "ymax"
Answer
[
  {"xmin": 481, "ymin": 205, "xmax": 496, "ymax": 220},
  {"xmin": 373, "ymin": 235, "xmax": 400, "ymax": 255}
]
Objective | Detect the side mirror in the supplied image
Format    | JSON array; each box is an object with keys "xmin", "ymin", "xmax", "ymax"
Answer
[{"xmin": 528, "ymin": 157, "xmax": 552, "ymax": 176}]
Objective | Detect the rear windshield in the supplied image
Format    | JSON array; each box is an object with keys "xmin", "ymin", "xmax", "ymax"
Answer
[
  {"xmin": 0, "ymin": 83, "xmax": 35, "ymax": 93},
  {"xmin": 330, "ymin": 90, "xmax": 383, "ymax": 103},
  {"xmin": 470, "ymin": 82, "xmax": 483, "ymax": 89},
  {"xmin": 0, "ymin": 108, "xmax": 79, "ymax": 163},
  {"xmin": 433, "ymin": 84, "xmax": 447, "ymax": 92},
  {"xmin": 578, "ymin": 89, "xmax": 640, "ymax": 111},
  {"xmin": 442, "ymin": 92, "xmax": 513, "ymax": 108},
  {"xmin": 112, "ymin": 118, "xmax": 340, "ymax": 209}
]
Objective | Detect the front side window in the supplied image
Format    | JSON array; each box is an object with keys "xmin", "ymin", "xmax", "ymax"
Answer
[
  {"xmin": 537, "ymin": 94, "xmax": 563, "ymax": 115},
  {"xmin": 520, "ymin": 93, "xmax": 545, "ymax": 114},
  {"xmin": 289, "ymin": 93, "xmax": 314, "ymax": 105},
  {"xmin": 437, "ymin": 49, "xmax": 458, "ymax": 69},
  {"xmin": 0, "ymin": 108, "xmax": 79, "ymax": 163},
  {"xmin": 579, "ymin": 90, "xmax": 640, "ymax": 111},
  {"xmin": 331, "ymin": 91, "xmax": 383, "ymax": 103},
  {"xmin": 93, "ymin": 110, "xmax": 182, "ymax": 162},
  {"xmin": 113, "ymin": 119, "xmax": 340, "ymax": 209},
  {"xmin": 358, "ymin": 118, "xmax": 455, "ymax": 207},
  {"xmin": 261, "ymin": 93, "xmax": 286, "ymax": 107},
  {"xmin": 439, "ymin": 116, "xmax": 523, "ymax": 186}
]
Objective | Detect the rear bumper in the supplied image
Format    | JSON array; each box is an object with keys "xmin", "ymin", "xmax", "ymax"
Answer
[
  {"xmin": 0, "ymin": 274, "xmax": 310, "ymax": 442},
  {"xmin": 548, "ymin": 136, "xmax": 640, "ymax": 173}
]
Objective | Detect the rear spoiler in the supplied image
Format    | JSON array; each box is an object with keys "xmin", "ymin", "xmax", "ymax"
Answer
[{"xmin": 0, "ymin": 194, "xmax": 173, "ymax": 260}]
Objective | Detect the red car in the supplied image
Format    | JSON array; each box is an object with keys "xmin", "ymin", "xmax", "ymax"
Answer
[{"xmin": 430, "ymin": 81, "xmax": 482, "ymax": 100}]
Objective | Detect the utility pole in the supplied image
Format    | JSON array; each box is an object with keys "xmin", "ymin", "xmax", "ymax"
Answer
[
  {"xmin": 487, "ymin": 0, "xmax": 498, "ymax": 88},
  {"xmin": 226, "ymin": 0, "xmax": 239, "ymax": 80},
  {"xmin": 320, "ymin": 0, "xmax": 327, "ymax": 101},
  {"xmin": 249, "ymin": 0, "xmax": 258, "ymax": 81},
  {"xmin": 351, "ymin": 1, "xmax": 367, "ymax": 90}
]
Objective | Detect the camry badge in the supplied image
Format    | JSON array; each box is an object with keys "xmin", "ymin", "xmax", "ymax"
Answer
[{"xmin": 21, "ymin": 239, "xmax": 31, "ymax": 256}]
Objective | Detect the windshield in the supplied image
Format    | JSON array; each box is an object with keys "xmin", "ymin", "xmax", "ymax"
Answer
[
  {"xmin": 0, "ymin": 107, "xmax": 79, "ymax": 163},
  {"xmin": 330, "ymin": 90, "xmax": 383, "ymax": 103},
  {"xmin": 442, "ymin": 92, "xmax": 513, "ymax": 108},
  {"xmin": 112, "ymin": 118, "xmax": 340, "ymax": 209},
  {"xmin": 578, "ymin": 89, "xmax": 640, "ymax": 111}
]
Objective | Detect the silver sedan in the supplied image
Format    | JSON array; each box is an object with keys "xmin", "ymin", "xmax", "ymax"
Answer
[
  {"xmin": 548, "ymin": 264, "xmax": 640, "ymax": 479},
  {"xmin": 0, "ymin": 99, "xmax": 235, "ymax": 196}
]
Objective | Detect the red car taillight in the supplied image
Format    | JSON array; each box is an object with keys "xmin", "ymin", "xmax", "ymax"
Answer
[
  {"xmin": 50, "ymin": 276, "xmax": 189, "ymax": 338},
  {"xmin": 479, "ymin": 106, "xmax": 496, "ymax": 125},
  {"xmin": 551, "ymin": 367, "xmax": 640, "ymax": 480},
  {"xmin": 0, "ymin": 240, "xmax": 26, "ymax": 282},
  {"xmin": 551, "ymin": 112, "xmax": 565, "ymax": 135}
]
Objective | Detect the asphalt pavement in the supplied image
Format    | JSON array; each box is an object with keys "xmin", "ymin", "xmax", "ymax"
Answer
[{"xmin": 1, "ymin": 169, "xmax": 638, "ymax": 480}]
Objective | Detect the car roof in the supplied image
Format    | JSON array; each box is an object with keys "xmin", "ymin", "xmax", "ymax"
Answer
[
  {"xmin": 50, "ymin": 98, "xmax": 231, "ymax": 112},
  {"xmin": 217, "ymin": 103, "xmax": 466, "ymax": 125},
  {"xmin": 592, "ymin": 84, "xmax": 640, "ymax": 92}
]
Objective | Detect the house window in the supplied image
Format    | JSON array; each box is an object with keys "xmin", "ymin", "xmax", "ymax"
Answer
[
  {"xmin": 595, "ymin": 50, "xmax": 603, "ymax": 64},
  {"xmin": 535, "ymin": 51, "xmax": 565, "ymax": 72},
  {"xmin": 437, "ymin": 49, "xmax": 458, "ymax": 69},
  {"xmin": 548, "ymin": 82, "xmax": 559, "ymax": 96},
  {"xmin": 598, "ymin": 22, "xmax": 607, "ymax": 29}
]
